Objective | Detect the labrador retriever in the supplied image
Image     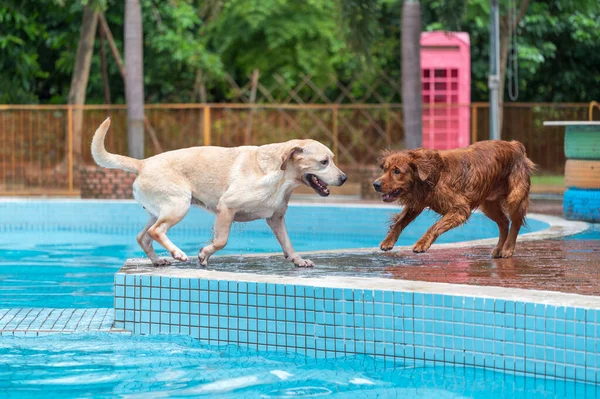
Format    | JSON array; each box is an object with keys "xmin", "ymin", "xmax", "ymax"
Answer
[{"xmin": 91, "ymin": 118, "xmax": 347, "ymax": 267}]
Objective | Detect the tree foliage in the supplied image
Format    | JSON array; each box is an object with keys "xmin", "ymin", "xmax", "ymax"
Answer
[
  {"xmin": 424, "ymin": 0, "xmax": 600, "ymax": 102},
  {"xmin": 0, "ymin": 0, "xmax": 599, "ymax": 104}
]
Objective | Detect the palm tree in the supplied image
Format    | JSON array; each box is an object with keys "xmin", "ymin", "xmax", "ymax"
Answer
[{"xmin": 125, "ymin": 0, "xmax": 145, "ymax": 159}]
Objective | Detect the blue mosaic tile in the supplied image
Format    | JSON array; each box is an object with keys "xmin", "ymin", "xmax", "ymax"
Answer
[{"xmin": 115, "ymin": 273, "xmax": 600, "ymax": 385}]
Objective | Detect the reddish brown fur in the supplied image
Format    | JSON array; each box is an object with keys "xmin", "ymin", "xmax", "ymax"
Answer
[{"xmin": 373, "ymin": 140, "xmax": 535, "ymax": 258}]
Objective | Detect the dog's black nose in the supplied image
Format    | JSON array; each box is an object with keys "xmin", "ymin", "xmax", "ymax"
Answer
[
  {"xmin": 373, "ymin": 180, "xmax": 382, "ymax": 192},
  {"xmin": 339, "ymin": 174, "xmax": 347, "ymax": 185}
]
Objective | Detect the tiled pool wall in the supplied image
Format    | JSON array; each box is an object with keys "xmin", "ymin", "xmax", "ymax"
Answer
[{"xmin": 115, "ymin": 272, "xmax": 600, "ymax": 384}]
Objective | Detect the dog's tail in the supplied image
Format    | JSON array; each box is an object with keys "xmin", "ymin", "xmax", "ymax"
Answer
[
  {"xmin": 91, "ymin": 117, "xmax": 142, "ymax": 174},
  {"xmin": 506, "ymin": 140, "xmax": 535, "ymax": 225},
  {"xmin": 511, "ymin": 140, "xmax": 536, "ymax": 173}
]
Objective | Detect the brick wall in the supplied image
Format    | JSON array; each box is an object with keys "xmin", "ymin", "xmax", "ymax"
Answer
[{"xmin": 80, "ymin": 165, "xmax": 135, "ymax": 199}]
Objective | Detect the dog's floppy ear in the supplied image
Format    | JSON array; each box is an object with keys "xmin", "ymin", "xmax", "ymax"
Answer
[
  {"xmin": 257, "ymin": 142, "xmax": 304, "ymax": 174},
  {"xmin": 414, "ymin": 163, "xmax": 431, "ymax": 181},
  {"xmin": 409, "ymin": 150, "xmax": 437, "ymax": 181},
  {"xmin": 280, "ymin": 146, "xmax": 303, "ymax": 171}
]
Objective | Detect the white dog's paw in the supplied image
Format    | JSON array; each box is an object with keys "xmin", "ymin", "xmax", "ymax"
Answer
[
  {"xmin": 293, "ymin": 257, "xmax": 315, "ymax": 268},
  {"xmin": 198, "ymin": 249, "xmax": 209, "ymax": 267},
  {"xmin": 170, "ymin": 248, "xmax": 188, "ymax": 262},
  {"xmin": 152, "ymin": 258, "xmax": 172, "ymax": 267}
]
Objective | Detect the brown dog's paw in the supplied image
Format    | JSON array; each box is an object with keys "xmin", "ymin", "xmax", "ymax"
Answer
[
  {"xmin": 412, "ymin": 240, "xmax": 431, "ymax": 253},
  {"xmin": 491, "ymin": 247, "xmax": 503, "ymax": 258},
  {"xmin": 495, "ymin": 248, "xmax": 514, "ymax": 258},
  {"xmin": 379, "ymin": 239, "xmax": 396, "ymax": 251}
]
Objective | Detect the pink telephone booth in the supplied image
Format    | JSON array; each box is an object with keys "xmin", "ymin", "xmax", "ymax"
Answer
[{"xmin": 420, "ymin": 32, "xmax": 471, "ymax": 150}]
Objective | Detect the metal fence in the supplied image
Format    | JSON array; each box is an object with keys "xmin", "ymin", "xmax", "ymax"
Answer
[{"xmin": 0, "ymin": 102, "xmax": 595, "ymax": 196}]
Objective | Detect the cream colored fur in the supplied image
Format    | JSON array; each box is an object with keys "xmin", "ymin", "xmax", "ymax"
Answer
[{"xmin": 91, "ymin": 117, "xmax": 346, "ymax": 267}]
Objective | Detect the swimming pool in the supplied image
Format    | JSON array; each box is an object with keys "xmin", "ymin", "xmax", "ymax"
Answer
[
  {"xmin": 1, "ymin": 199, "xmax": 597, "ymax": 397},
  {"xmin": 1, "ymin": 333, "xmax": 597, "ymax": 398},
  {"xmin": 0, "ymin": 200, "xmax": 549, "ymax": 308}
]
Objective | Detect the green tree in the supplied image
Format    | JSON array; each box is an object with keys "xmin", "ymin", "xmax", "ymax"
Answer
[
  {"xmin": 426, "ymin": 0, "xmax": 600, "ymax": 103},
  {"xmin": 1, "ymin": 0, "xmax": 599, "ymax": 107},
  {"xmin": 140, "ymin": 0, "xmax": 222, "ymax": 102},
  {"xmin": 514, "ymin": 1, "xmax": 600, "ymax": 102},
  {"xmin": 0, "ymin": 1, "xmax": 52, "ymax": 103},
  {"xmin": 207, "ymin": 0, "xmax": 347, "ymax": 94}
]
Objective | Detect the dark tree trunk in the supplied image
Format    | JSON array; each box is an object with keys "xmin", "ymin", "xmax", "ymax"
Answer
[{"xmin": 401, "ymin": 0, "xmax": 422, "ymax": 149}]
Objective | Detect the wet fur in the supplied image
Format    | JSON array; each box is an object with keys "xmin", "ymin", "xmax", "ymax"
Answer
[{"xmin": 373, "ymin": 140, "xmax": 535, "ymax": 258}]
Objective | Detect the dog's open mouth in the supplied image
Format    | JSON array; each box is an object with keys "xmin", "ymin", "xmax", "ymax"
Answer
[
  {"xmin": 306, "ymin": 174, "xmax": 330, "ymax": 197},
  {"xmin": 381, "ymin": 189, "xmax": 402, "ymax": 202}
]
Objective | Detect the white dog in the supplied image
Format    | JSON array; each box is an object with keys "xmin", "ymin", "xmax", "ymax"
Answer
[{"xmin": 91, "ymin": 118, "xmax": 346, "ymax": 267}]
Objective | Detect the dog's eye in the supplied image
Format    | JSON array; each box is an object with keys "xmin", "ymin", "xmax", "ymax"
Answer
[
  {"xmin": 320, "ymin": 159, "xmax": 329, "ymax": 166},
  {"xmin": 394, "ymin": 168, "xmax": 401, "ymax": 175}
]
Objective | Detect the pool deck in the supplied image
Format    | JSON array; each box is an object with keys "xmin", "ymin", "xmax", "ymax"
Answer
[
  {"xmin": 118, "ymin": 199, "xmax": 600, "ymax": 298},
  {"xmin": 119, "ymin": 238, "xmax": 600, "ymax": 298},
  {"xmin": 387, "ymin": 199, "xmax": 600, "ymax": 296}
]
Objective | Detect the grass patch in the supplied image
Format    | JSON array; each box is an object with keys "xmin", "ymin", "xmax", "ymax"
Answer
[{"xmin": 531, "ymin": 175, "xmax": 564, "ymax": 186}]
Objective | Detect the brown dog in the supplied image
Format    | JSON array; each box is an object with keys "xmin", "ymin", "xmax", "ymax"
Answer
[{"xmin": 373, "ymin": 140, "xmax": 535, "ymax": 258}]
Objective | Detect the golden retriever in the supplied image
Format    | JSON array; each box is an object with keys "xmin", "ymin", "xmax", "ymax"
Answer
[
  {"xmin": 91, "ymin": 118, "xmax": 346, "ymax": 267},
  {"xmin": 373, "ymin": 140, "xmax": 534, "ymax": 258}
]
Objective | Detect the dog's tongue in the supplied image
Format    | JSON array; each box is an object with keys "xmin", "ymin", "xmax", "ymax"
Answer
[
  {"xmin": 311, "ymin": 175, "xmax": 330, "ymax": 196},
  {"xmin": 381, "ymin": 190, "xmax": 398, "ymax": 202}
]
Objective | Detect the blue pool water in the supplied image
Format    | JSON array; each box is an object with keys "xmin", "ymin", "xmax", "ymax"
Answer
[
  {"xmin": 1, "ymin": 333, "xmax": 597, "ymax": 398},
  {"xmin": 0, "ymin": 201, "xmax": 548, "ymax": 308}
]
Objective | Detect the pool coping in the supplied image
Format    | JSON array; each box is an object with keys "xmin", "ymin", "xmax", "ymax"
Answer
[
  {"xmin": 120, "ymin": 257, "xmax": 600, "ymax": 310},
  {"xmin": 543, "ymin": 121, "xmax": 600, "ymax": 126}
]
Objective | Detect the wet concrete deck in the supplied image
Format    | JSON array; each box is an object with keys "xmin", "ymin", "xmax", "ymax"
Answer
[
  {"xmin": 121, "ymin": 199, "xmax": 600, "ymax": 297},
  {"xmin": 122, "ymin": 232, "xmax": 600, "ymax": 297},
  {"xmin": 377, "ymin": 235, "xmax": 600, "ymax": 295}
]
